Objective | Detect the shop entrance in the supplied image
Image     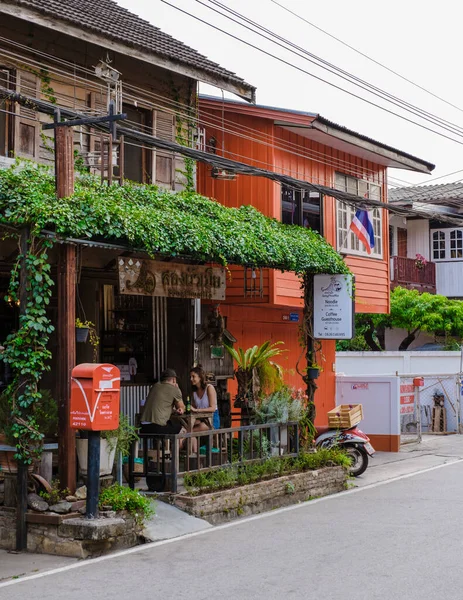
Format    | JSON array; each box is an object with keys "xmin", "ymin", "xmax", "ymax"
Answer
[{"xmin": 101, "ymin": 284, "xmax": 194, "ymax": 396}]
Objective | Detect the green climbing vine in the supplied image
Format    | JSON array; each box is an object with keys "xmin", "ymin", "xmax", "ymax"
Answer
[
  {"xmin": 171, "ymin": 79, "xmax": 196, "ymax": 192},
  {"xmin": 0, "ymin": 161, "xmax": 349, "ymax": 275},
  {"xmin": 2, "ymin": 235, "xmax": 54, "ymax": 464}
]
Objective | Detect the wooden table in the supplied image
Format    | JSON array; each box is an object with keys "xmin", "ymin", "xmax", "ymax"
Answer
[{"xmin": 172, "ymin": 410, "xmax": 213, "ymax": 432}]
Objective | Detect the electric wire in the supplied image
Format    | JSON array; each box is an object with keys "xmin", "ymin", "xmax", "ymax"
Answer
[
  {"xmin": 160, "ymin": 0, "xmax": 463, "ymax": 146},
  {"xmin": 199, "ymin": 0, "xmax": 463, "ymax": 138},
  {"xmin": 0, "ymin": 38, "xmax": 429, "ymax": 181},
  {"xmin": 270, "ymin": 0, "xmax": 463, "ymax": 117}
]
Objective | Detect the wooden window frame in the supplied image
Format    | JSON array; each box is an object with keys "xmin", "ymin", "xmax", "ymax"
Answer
[
  {"xmin": 335, "ymin": 172, "xmax": 383, "ymax": 258},
  {"xmin": 431, "ymin": 228, "xmax": 463, "ymax": 261}
]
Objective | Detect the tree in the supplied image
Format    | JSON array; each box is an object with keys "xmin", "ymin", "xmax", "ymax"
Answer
[{"xmin": 337, "ymin": 287, "xmax": 463, "ymax": 351}]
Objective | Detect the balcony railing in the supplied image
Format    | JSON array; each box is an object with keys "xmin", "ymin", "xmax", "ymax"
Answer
[{"xmin": 390, "ymin": 256, "xmax": 436, "ymax": 293}]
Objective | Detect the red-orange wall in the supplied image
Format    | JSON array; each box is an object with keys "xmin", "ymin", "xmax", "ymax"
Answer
[
  {"xmin": 222, "ymin": 305, "xmax": 335, "ymax": 426},
  {"xmin": 198, "ymin": 101, "xmax": 391, "ymax": 422}
]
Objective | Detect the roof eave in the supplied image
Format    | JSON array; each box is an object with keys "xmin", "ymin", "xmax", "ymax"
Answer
[
  {"xmin": 0, "ymin": 3, "xmax": 256, "ymax": 102},
  {"xmin": 311, "ymin": 119, "xmax": 434, "ymax": 174}
]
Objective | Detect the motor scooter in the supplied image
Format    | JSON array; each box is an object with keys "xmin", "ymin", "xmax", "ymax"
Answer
[{"xmin": 315, "ymin": 425, "xmax": 375, "ymax": 476}]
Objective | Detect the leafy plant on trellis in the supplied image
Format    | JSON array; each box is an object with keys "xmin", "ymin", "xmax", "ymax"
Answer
[
  {"xmin": 1, "ymin": 235, "xmax": 54, "ymax": 464},
  {"xmin": 0, "ymin": 161, "xmax": 350, "ymax": 460}
]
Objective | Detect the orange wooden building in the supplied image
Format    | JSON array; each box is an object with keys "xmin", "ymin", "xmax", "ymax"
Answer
[{"xmin": 197, "ymin": 96, "xmax": 434, "ymax": 445}]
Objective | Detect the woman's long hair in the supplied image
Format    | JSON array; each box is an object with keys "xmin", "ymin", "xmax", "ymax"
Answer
[{"xmin": 190, "ymin": 365, "xmax": 207, "ymax": 390}]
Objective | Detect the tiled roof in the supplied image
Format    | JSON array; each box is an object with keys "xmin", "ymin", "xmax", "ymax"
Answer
[
  {"xmin": 389, "ymin": 181, "xmax": 463, "ymax": 208},
  {"xmin": 4, "ymin": 0, "xmax": 255, "ymax": 97}
]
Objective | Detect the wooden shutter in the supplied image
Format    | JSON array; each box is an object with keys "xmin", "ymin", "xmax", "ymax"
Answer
[
  {"xmin": 15, "ymin": 70, "xmax": 40, "ymax": 159},
  {"xmin": 154, "ymin": 109, "xmax": 175, "ymax": 187}
]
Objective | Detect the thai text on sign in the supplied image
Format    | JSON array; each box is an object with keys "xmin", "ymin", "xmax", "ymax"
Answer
[
  {"xmin": 400, "ymin": 382, "xmax": 415, "ymax": 415},
  {"xmin": 118, "ymin": 258, "xmax": 226, "ymax": 300}
]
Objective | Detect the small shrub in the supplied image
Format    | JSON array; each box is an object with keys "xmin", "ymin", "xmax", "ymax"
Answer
[
  {"xmin": 99, "ymin": 484, "xmax": 154, "ymax": 525},
  {"xmin": 183, "ymin": 448, "xmax": 349, "ymax": 495},
  {"xmin": 285, "ymin": 481, "xmax": 295, "ymax": 495},
  {"xmin": 39, "ymin": 479, "xmax": 70, "ymax": 505}
]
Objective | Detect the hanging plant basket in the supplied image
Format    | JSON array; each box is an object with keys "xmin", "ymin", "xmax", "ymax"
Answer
[
  {"xmin": 76, "ymin": 327, "xmax": 89, "ymax": 343},
  {"xmin": 307, "ymin": 367, "xmax": 320, "ymax": 380}
]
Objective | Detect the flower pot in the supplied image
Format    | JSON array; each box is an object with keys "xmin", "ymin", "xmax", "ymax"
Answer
[
  {"xmin": 307, "ymin": 368, "xmax": 320, "ymax": 380},
  {"xmin": 0, "ymin": 433, "xmax": 17, "ymax": 474},
  {"xmin": 76, "ymin": 437, "xmax": 117, "ymax": 476},
  {"xmin": 76, "ymin": 327, "xmax": 89, "ymax": 343}
]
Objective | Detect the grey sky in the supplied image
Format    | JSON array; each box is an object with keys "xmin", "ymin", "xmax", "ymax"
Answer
[{"xmin": 116, "ymin": 0, "xmax": 463, "ymax": 187}]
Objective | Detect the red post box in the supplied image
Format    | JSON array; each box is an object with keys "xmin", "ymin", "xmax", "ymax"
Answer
[{"xmin": 70, "ymin": 363, "xmax": 120, "ymax": 430}]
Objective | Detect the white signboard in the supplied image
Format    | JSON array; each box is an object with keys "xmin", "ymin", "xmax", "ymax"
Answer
[{"xmin": 313, "ymin": 274, "xmax": 354, "ymax": 339}]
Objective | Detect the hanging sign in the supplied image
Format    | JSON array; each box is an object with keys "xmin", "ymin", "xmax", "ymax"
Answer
[
  {"xmin": 118, "ymin": 257, "xmax": 226, "ymax": 300},
  {"xmin": 313, "ymin": 274, "xmax": 354, "ymax": 340}
]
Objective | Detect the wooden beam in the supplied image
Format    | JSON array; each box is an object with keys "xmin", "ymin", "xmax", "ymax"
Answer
[{"xmin": 55, "ymin": 124, "xmax": 77, "ymax": 493}]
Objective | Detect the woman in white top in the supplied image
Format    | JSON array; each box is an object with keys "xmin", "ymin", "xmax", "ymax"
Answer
[{"xmin": 189, "ymin": 366, "xmax": 219, "ymax": 433}]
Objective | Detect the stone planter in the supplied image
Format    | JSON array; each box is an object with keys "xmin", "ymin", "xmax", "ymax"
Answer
[
  {"xmin": 0, "ymin": 507, "xmax": 143, "ymax": 557},
  {"xmin": 174, "ymin": 466, "xmax": 347, "ymax": 525},
  {"xmin": 76, "ymin": 437, "xmax": 117, "ymax": 476}
]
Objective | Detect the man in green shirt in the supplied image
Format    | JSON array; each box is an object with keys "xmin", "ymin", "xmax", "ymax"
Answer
[{"xmin": 140, "ymin": 369, "xmax": 185, "ymax": 434}]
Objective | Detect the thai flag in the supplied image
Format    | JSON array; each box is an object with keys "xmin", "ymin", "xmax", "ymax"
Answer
[{"xmin": 350, "ymin": 209, "xmax": 375, "ymax": 254}]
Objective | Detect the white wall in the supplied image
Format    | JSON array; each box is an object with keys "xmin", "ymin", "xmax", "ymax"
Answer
[
  {"xmin": 336, "ymin": 376, "xmax": 400, "ymax": 437},
  {"xmin": 336, "ymin": 351, "xmax": 463, "ymax": 376},
  {"xmin": 384, "ymin": 328, "xmax": 434, "ymax": 351},
  {"xmin": 436, "ymin": 262, "xmax": 463, "ymax": 298},
  {"xmin": 407, "ymin": 219, "xmax": 430, "ymax": 260}
]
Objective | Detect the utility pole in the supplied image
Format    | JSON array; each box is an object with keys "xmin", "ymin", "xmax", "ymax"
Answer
[
  {"xmin": 44, "ymin": 106, "xmax": 126, "ymax": 493},
  {"xmin": 54, "ymin": 109, "xmax": 77, "ymax": 493}
]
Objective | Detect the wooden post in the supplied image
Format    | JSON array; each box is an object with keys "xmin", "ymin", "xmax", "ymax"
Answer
[
  {"xmin": 55, "ymin": 116, "xmax": 77, "ymax": 493},
  {"xmin": 16, "ymin": 227, "xmax": 29, "ymax": 551}
]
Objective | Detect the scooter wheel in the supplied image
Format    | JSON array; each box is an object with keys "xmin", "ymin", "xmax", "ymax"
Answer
[{"xmin": 345, "ymin": 445, "xmax": 368, "ymax": 477}]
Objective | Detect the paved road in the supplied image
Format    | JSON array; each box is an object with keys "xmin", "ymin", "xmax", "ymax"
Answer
[{"xmin": 2, "ymin": 459, "xmax": 463, "ymax": 600}]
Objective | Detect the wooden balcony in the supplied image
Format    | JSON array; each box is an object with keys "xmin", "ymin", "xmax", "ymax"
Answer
[{"xmin": 390, "ymin": 256, "xmax": 436, "ymax": 293}]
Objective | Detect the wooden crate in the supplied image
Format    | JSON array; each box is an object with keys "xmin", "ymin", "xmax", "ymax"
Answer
[{"xmin": 327, "ymin": 404, "xmax": 363, "ymax": 429}]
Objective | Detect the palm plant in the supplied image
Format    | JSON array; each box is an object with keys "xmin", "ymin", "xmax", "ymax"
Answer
[{"xmin": 226, "ymin": 341, "xmax": 287, "ymax": 407}]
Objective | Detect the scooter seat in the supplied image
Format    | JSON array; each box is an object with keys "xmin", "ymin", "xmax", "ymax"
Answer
[{"xmin": 315, "ymin": 426, "xmax": 330, "ymax": 437}]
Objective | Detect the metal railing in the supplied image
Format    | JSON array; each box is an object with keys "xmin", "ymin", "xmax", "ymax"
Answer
[{"xmin": 127, "ymin": 421, "xmax": 299, "ymax": 493}]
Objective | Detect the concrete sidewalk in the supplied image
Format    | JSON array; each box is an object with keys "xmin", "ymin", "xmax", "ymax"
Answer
[
  {"xmin": 2, "ymin": 433, "xmax": 463, "ymax": 582},
  {"xmin": 356, "ymin": 433, "xmax": 463, "ymax": 487}
]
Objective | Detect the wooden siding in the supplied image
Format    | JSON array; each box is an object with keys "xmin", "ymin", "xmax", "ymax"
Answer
[
  {"xmin": 221, "ymin": 304, "xmax": 336, "ymax": 425},
  {"xmin": 272, "ymin": 127, "xmax": 389, "ymax": 313},
  {"xmin": 225, "ymin": 265, "xmax": 270, "ymax": 304},
  {"xmin": 196, "ymin": 109, "xmax": 278, "ymax": 215},
  {"xmin": 435, "ymin": 262, "xmax": 463, "ymax": 298},
  {"xmin": 0, "ymin": 13, "xmax": 193, "ymax": 187}
]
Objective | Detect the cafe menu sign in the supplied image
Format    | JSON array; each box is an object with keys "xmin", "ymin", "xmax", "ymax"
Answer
[
  {"xmin": 313, "ymin": 274, "xmax": 354, "ymax": 340},
  {"xmin": 118, "ymin": 257, "xmax": 226, "ymax": 300}
]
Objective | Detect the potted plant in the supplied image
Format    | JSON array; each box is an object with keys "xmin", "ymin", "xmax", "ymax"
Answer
[
  {"xmin": 0, "ymin": 389, "xmax": 53, "ymax": 473},
  {"xmin": 307, "ymin": 363, "xmax": 321, "ymax": 380},
  {"xmin": 0, "ymin": 390, "xmax": 17, "ymax": 473},
  {"xmin": 254, "ymin": 387, "xmax": 303, "ymax": 455},
  {"xmin": 414, "ymin": 254, "xmax": 427, "ymax": 270},
  {"xmin": 75, "ymin": 318, "xmax": 100, "ymax": 361},
  {"xmin": 76, "ymin": 414, "xmax": 138, "ymax": 477},
  {"xmin": 226, "ymin": 341, "xmax": 287, "ymax": 409}
]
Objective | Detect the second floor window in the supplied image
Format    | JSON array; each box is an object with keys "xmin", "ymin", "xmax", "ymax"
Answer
[
  {"xmin": 335, "ymin": 173, "xmax": 383, "ymax": 258},
  {"xmin": 432, "ymin": 229, "xmax": 463, "ymax": 260},
  {"xmin": 281, "ymin": 186, "xmax": 322, "ymax": 233}
]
